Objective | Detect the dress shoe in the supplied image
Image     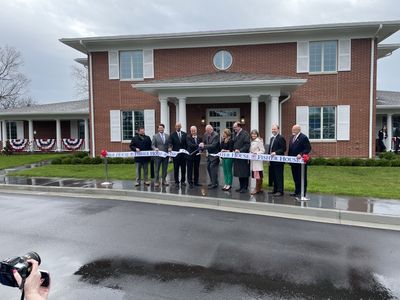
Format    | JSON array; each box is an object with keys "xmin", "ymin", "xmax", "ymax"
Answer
[
  {"xmin": 290, "ymin": 193, "xmax": 299, "ymax": 197},
  {"xmin": 162, "ymin": 181, "xmax": 169, "ymax": 186},
  {"xmin": 208, "ymin": 184, "xmax": 218, "ymax": 189},
  {"xmin": 194, "ymin": 183, "xmax": 202, "ymax": 187},
  {"xmin": 135, "ymin": 181, "xmax": 140, "ymax": 186},
  {"xmin": 154, "ymin": 182, "xmax": 160, "ymax": 187},
  {"xmin": 175, "ymin": 183, "xmax": 180, "ymax": 188},
  {"xmin": 235, "ymin": 188, "xmax": 242, "ymax": 192},
  {"xmin": 189, "ymin": 183, "xmax": 194, "ymax": 188},
  {"xmin": 208, "ymin": 183, "xmax": 213, "ymax": 187},
  {"xmin": 267, "ymin": 191, "xmax": 276, "ymax": 195},
  {"xmin": 225, "ymin": 185, "xmax": 232, "ymax": 191},
  {"xmin": 273, "ymin": 192, "xmax": 283, "ymax": 197},
  {"xmin": 181, "ymin": 182, "xmax": 187, "ymax": 186},
  {"xmin": 144, "ymin": 181, "xmax": 151, "ymax": 186},
  {"xmin": 239, "ymin": 189, "xmax": 248, "ymax": 194}
]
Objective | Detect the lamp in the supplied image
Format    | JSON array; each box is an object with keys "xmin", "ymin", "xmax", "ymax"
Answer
[
  {"xmin": 201, "ymin": 116, "xmax": 206, "ymax": 125},
  {"xmin": 240, "ymin": 116, "xmax": 245, "ymax": 124}
]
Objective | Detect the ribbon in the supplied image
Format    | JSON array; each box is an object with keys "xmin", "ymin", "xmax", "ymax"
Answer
[
  {"xmin": 210, "ymin": 152, "xmax": 305, "ymax": 164},
  {"xmin": 105, "ymin": 149, "xmax": 190, "ymax": 158}
]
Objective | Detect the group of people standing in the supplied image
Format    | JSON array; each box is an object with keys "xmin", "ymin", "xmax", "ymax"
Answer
[
  {"xmin": 130, "ymin": 121, "xmax": 311, "ymax": 197},
  {"xmin": 377, "ymin": 125, "xmax": 400, "ymax": 153}
]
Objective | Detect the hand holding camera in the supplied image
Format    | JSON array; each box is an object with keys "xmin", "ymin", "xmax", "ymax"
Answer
[{"xmin": 0, "ymin": 252, "xmax": 50, "ymax": 300}]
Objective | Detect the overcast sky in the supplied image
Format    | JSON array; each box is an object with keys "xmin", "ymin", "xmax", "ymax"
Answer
[{"xmin": 1, "ymin": 0, "xmax": 400, "ymax": 104}]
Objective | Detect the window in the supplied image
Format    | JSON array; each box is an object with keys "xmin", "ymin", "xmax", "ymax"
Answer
[
  {"xmin": 120, "ymin": 50, "xmax": 143, "ymax": 80},
  {"xmin": 309, "ymin": 41, "xmax": 337, "ymax": 72},
  {"xmin": 78, "ymin": 120, "xmax": 85, "ymax": 139},
  {"xmin": 309, "ymin": 107, "xmax": 336, "ymax": 140},
  {"xmin": 122, "ymin": 111, "xmax": 145, "ymax": 140},
  {"xmin": 6, "ymin": 121, "xmax": 17, "ymax": 139},
  {"xmin": 393, "ymin": 115, "xmax": 400, "ymax": 136},
  {"xmin": 213, "ymin": 50, "xmax": 233, "ymax": 70}
]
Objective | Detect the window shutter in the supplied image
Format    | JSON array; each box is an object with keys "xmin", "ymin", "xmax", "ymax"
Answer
[
  {"xmin": 296, "ymin": 106, "xmax": 309, "ymax": 137},
  {"xmin": 110, "ymin": 110, "xmax": 121, "ymax": 142},
  {"xmin": 338, "ymin": 39, "xmax": 351, "ymax": 71},
  {"xmin": 297, "ymin": 41, "xmax": 309, "ymax": 73},
  {"xmin": 143, "ymin": 49, "xmax": 154, "ymax": 79},
  {"xmin": 337, "ymin": 105, "xmax": 350, "ymax": 140},
  {"xmin": 16, "ymin": 121, "xmax": 24, "ymax": 139},
  {"xmin": 108, "ymin": 51, "xmax": 119, "ymax": 80},
  {"xmin": 144, "ymin": 109, "xmax": 155, "ymax": 137}
]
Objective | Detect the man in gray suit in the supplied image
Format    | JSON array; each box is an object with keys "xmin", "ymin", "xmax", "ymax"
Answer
[
  {"xmin": 233, "ymin": 122, "xmax": 251, "ymax": 193},
  {"xmin": 152, "ymin": 123, "xmax": 170, "ymax": 187},
  {"xmin": 199, "ymin": 125, "xmax": 220, "ymax": 189}
]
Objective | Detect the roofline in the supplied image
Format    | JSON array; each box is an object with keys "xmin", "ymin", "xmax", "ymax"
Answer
[
  {"xmin": 376, "ymin": 105, "xmax": 400, "ymax": 109},
  {"xmin": 60, "ymin": 20, "xmax": 400, "ymax": 54},
  {"xmin": 0, "ymin": 111, "xmax": 88, "ymax": 118},
  {"xmin": 134, "ymin": 79, "xmax": 308, "ymax": 90}
]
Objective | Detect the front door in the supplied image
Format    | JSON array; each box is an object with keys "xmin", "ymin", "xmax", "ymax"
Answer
[{"xmin": 207, "ymin": 108, "xmax": 240, "ymax": 135}]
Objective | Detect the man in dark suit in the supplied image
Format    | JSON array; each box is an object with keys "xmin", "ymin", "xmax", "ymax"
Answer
[
  {"xmin": 199, "ymin": 124, "xmax": 220, "ymax": 189},
  {"xmin": 395, "ymin": 127, "xmax": 400, "ymax": 154},
  {"xmin": 186, "ymin": 125, "xmax": 202, "ymax": 188},
  {"xmin": 288, "ymin": 124, "xmax": 311, "ymax": 197},
  {"xmin": 129, "ymin": 127, "xmax": 152, "ymax": 186},
  {"xmin": 152, "ymin": 123, "xmax": 170, "ymax": 187},
  {"xmin": 168, "ymin": 122, "xmax": 187, "ymax": 188},
  {"xmin": 267, "ymin": 124, "xmax": 286, "ymax": 196},
  {"xmin": 232, "ymin": 122, "xmax": 251, "ymax": 193}
]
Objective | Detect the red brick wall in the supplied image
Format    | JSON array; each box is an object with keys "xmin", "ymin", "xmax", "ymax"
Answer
[
  {"xmin": 91, "ymin": 39, "xmax": 374, "ymax": 157},
  {"xmin": 22, "ymin": 121, "xmax": 71, "ymax": 139}
]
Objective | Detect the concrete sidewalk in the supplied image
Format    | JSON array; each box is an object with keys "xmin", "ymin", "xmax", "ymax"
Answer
[{"xmin": 1, "ymin": 163, "xmax": 400, "ymax": 230}]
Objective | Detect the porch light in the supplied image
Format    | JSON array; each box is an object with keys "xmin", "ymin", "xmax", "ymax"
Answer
[
  {"xmin": 201, "ymin": 116, "xmax": 206, "ymax": 124},
  {"xmin": 240, "ymin": 116, "xmax": 245, "ymax": 124}
]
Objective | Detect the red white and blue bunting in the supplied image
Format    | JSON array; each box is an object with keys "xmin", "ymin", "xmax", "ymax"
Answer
[
  {"xmin": 10, "ymin": 139, "xmax": 28, "ymax": 151},
  {"xmin": 62, "ymin": 138, "xmax": 84, "ymax": 150},
  {"xmin": 35, "ymin": 139, "xmax": 55, "ymax": 150}
]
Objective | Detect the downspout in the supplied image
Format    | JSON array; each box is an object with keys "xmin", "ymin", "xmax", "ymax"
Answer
[
  {"xmin": 369, "ymin": 24, "xmax": 382, "ymax": 158},
  {"xmin": 80, "ymin": 40, "xmax": 96, "ymax": 157},
  {"xmin": 279, "ymin": 93, "xmax": 291, "ymax": 135}
]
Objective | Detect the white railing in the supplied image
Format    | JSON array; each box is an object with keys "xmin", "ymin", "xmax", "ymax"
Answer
[{"xmin": 2, "ymin": 139, "xmax": 87, "ymax": 152}]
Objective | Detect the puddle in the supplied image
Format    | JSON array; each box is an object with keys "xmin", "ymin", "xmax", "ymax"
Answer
[{"xmin": 75, "ymin": 258, "xmax": 395, "ymax": 299}]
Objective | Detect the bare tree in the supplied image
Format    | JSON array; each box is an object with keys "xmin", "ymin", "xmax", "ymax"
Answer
[
  {"xmin": 71, "ymin": 63, "xmax": 89, "ymax": 99},
  {"xmin": 0, "ymin": 46, "xmax": 33, "ymax": 109}
]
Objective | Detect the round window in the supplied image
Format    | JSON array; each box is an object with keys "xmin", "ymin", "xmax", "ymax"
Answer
[{"xmin": 213, "ymin": 50, "xmax": 233, "ymax": 70}]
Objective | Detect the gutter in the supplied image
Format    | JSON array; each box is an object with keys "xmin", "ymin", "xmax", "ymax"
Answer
[
  {"xmin": 279, "ymin": 94, "xmax": 291, "ymax": 134},
  {"xmin": 369, "ymin": 24, "xmax": 383, "ymax": 158}
]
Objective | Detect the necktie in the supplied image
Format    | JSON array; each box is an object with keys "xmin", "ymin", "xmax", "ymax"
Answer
[
  {"xmin": 178, "ymin": 132, "xmax": 181, "ymax": 141},
  {"xmin": 194, "ymin": 136, "xmax": 197, "ymax": 144},
  {"xmin": 161, "ymin": 133, "xmax": 165, "ymax": 143}
]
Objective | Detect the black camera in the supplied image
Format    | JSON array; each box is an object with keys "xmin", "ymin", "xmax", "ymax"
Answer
[{"xmin": 0, "ymin": 252, "xmax": 50, "ymax": 288}]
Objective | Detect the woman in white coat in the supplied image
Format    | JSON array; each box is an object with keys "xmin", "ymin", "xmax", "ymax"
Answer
[{"xmin": 250, "ymin": 129, "xmax": 265, "ymax": 195}]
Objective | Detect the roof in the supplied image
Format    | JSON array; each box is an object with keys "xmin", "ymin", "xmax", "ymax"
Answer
[
  {"xmin": 134, "ymin": 72, "xmax": 307, "ymax": 95},
  {"xmin": 0, "ymin": 100, "xmax": 89, "ymax": 117},
  {"xmin": 378, "ymin": 44, "xmax": 400, "ymax": 59},
  {"xmin": 377, "ymin": 90, "xmax": 400, "ymax": 106},
  {"xmin": 60, "ymin": 20, "xmax": 400, "ymax": 54}
]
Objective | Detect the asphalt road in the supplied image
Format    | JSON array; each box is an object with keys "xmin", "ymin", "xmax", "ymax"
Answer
[{"xmin": 0, "ymin": 192, "xmax": 399, "ymax": 300}]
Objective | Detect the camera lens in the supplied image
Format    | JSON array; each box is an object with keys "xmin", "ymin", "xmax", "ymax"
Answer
[{"xmin": 23, "ymin": 252, "xmax": 41, "ymax": 265}]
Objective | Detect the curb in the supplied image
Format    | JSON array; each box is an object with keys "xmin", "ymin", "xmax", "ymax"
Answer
[{"xmin": 1, "ymin": 184, "xmax": 399, "ymax": 231}]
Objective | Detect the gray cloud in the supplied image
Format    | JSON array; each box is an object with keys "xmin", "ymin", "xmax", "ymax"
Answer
[{"xmin": 0, "ymin": 0, "xmax": 399, "ymax": 103}]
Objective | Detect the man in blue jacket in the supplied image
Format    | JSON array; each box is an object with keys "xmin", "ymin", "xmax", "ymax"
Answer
[{"xmin": 130, "ymin": 127, "xmax": 152, "ymax": 186}]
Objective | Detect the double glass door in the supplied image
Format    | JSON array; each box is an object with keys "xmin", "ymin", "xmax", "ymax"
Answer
[{"xmin": 207, "ymin": 108, "xmax": 239, "ymax": 135}]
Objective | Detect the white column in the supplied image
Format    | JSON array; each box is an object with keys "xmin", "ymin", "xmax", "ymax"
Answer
[
  {"xmin": 250, "ymin": 95, "xmax": 259, "ymax": 131},
  {"xmin": 28, "ymin": 120, "xmax": 34, "ymax": 151},
  {"xmin": 159, "ymin": 97, "xmax": 170, "ymax": 134},
  {"xmin": 175, "ymin": 100, "xmax": 179, "ymax": 124},
  {"xmin": 387, "ymin": 114, "xmax": 393, "ymax": 151},
  {"xmin": 2, "ymin": 120, "xmax": 7, "ymax": 148},
  {"xmin": 270, "ymin": 95, "xmax": 280, "ymax": 127},
  {"xmin": 84, "ymin": 118, "xmax": 89, "ymax": 151},
  {"xmin": 56, "ymin": 119, "xmax": 61, "ymax": 151},
  {"xmin": 265, "ymin": 100, "xmax": 272, "ymax": 139},
  {"xmin": 178, "ymin": 97, "xmax": 187, "ymax": 132},
  {"xmin": 166, "ymin": 103, "xmax": 170, "ymax": 134}
]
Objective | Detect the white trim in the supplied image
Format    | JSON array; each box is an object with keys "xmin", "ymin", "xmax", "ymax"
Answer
[
  {"xmin": 89, "ymin": 53, "xmax": 96, "ymax": 156},
  {"xmin": 337, "ymin": 105, "xmax": 350, "ymax": 141},
  {"xmin": 296, "ymin": 106, "xmax": 309, "ymax": 137}
]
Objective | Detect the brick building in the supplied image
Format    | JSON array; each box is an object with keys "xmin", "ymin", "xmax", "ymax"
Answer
[{"xmin": 59, "ymin": 21, "xmax": 400, "ymax": 158}]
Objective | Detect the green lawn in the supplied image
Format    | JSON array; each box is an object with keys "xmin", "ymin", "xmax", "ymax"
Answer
[
  {"xmin": 276, "ymin": 165, "xmax": 400, "ymax": 200},
  {"xmin": 0, "ymin": 154, "xmax": 68, "ymax": 170},
  {"xmin": 8, "ymin": 162, "xmax": 400, "ymax": 199}
]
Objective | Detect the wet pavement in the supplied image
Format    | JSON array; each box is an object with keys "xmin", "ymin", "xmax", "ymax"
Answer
[
  {"xmin": 1, "ymin": 162, "xmax": 400, "ymax": 217},
  {"xmin": 0, "ymin": 192, "xmax": 399, "ymax": 299}
]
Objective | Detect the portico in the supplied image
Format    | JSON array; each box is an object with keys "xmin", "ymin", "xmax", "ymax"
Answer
[{"xmin": 135, "ymin": 72, "xmax": 306, "ymax": 136}]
